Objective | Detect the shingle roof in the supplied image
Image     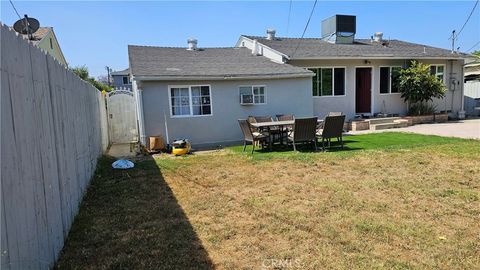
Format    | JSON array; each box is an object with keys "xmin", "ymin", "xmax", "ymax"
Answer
[
  {"xmin": 128, "ymin": 45, "xmax": 312, "ymax": 79},
  {"xmin": 243, "ymin": 36, "xmax": 471, "ymax": 59},
  {"xmin": 111, "ymin": 68, "xmax": 129, "ymax": 76},
  {"xmin": 15, "ymin": 26, "xmax": 51, "ymax": 45}
]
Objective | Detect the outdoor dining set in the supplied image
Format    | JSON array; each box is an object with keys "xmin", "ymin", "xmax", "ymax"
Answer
[{"xmin": 238, "ymin": 113, "xmax": 346, "ymax": 153}]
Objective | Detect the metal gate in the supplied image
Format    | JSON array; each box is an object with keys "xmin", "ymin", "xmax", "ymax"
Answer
[{"xmin": 106, "ymin": 90, "xmax": 138, "ymax": 143}]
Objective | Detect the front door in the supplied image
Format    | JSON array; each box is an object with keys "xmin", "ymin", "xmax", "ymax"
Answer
[{"xmin": 355, "ymin": 67, "xmax": 372, "ymax": 114}]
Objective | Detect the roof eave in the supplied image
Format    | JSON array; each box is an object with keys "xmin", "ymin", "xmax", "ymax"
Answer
[
  {"xmin": 240, "ymin": 35, "xmax": 291, "ymax": 60},
  {"xmin": 133, "ymin": 73, "xmax": 313, "ymax": 81},
  {"xmin": 289, "ymin": 56, "xmax": 472, "ymax": 60}
]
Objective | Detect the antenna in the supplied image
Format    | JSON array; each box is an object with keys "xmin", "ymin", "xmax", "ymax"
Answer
[
  {"xmin": 13, "ymin": 14, "xmax": 40, "ymax": 40},
  {"xmin": 450, "ymin": 30, "xmax": 455, "ymax": 53}
]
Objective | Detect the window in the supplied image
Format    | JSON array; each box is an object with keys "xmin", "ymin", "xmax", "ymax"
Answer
[
  {"xmin": 170, "ymin": 85, "xmax": 211, "ymax": 116},
  {"xmin": 309, "ymin": 67, "xmax": 345, "ymax": 96},
  {"xmin": 380, "ymin": 67, "xmax": 402, "ymax": 94},
  {"xmin": 122, "ymin": 76, "xmax": 131, "ymax": 85},
  {"xmin": 239, "ymin": 86, "xmax": 266, "ymax": 104},
  {"xmin": 430, "ymin": 65, "xmax": 445, "ymax": 82},
  {"xmin": 49, "ymin": 38, "xmax": 53, "ymax": 49}
]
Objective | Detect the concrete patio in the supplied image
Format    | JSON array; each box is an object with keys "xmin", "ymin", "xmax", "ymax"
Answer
[{"xmin": 349, "ymin": 118, "xmax": 480, "ymax": 139}]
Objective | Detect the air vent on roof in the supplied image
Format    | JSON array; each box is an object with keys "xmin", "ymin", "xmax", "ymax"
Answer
[
  {"xmin": 321, "ymin": 15, "xmax": 356, "ymax": 44},
  {"xmin": 266, "ymin": 29, "xmax": 276, "ymax": 40},
  {"xmin": 187, "ymin": 38, "xmax": 198, "ymax": 50}
]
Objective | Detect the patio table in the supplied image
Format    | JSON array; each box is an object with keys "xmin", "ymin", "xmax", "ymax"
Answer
[{"xmin": 250, "ymin": 119, "xmax": 323, "ymax": 148}]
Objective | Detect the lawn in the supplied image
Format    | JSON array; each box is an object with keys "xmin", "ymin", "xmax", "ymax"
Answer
[{"xmin": 55, "ymin": 132, "xmax": 480, "ymax": 269}]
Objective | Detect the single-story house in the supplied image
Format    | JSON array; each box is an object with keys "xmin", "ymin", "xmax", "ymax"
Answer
[
  {"xmin": 128, "ymin": 42, "xmax": 314, "ymax": 147},
  {"xmin": 464, "ymin": 61, "xmax": 480, "ymax": 116},
  {"xmin": 129, "ymin": 14, "xmax": 472, "ymax": 148},
  {"xmin": 111, "ymin": 68, "xmax": 132, "ymax": 91}
]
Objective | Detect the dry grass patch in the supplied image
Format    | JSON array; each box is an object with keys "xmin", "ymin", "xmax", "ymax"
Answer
[{"xmin": 56, "ymin": 133, "xmax": 479, "ymax": 269}]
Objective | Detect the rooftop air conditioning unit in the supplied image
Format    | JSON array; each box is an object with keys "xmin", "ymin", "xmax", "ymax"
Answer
[{"xmin": 240, "ymin": 94, "xmax": 254, "ymax": 105}]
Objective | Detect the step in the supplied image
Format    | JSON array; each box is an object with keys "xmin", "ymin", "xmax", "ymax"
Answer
[
  {"xmin": 367, "ymin": 117, "xmax": 401, "ymax": 125},
  {"xmin": 393, "ymin": 119, "xmax": 409, "ymax": 128},
  {"xmin": 370, "ymin": 119, "xmax": 409, "ymax": 130}
]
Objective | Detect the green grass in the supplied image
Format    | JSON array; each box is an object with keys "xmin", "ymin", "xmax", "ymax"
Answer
[{"xmin": 55, "ymin": 133, "xmax": 480, "ymax": 269}]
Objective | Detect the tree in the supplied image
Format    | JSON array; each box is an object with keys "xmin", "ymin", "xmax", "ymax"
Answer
[
  {"xmin": 397, "ymin": 61, "xmax": 446, "ymax": 115},
  {"xmin": 70, "ymin": 65, "xmax": 111, "ymax": 92},
  {"xmin": 472, "ymin": 50, "xmax": 480, "ymax": 58}
]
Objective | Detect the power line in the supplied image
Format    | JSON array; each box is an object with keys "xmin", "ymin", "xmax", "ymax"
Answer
[
  {"xmin": 291, "ymin": 0, "xmax": 318, "ymax": 58},
  {"xmin": 466, "ymin": 40, "xmax": 480, "ymax": 52},
  {"xmin": 286, "ymin": 0, "xmax": 293, "ymax": 37},
  {"xmin": 455, "ymin": 0, "xmax": 479, "ymax": 40},
  {"xmin": 8, "ymin": 0, "xmax": 22, "ymax": 20}
]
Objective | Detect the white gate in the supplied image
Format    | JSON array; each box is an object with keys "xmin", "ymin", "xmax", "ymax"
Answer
[{"xmin": 106, "ymin": 90, "xmax": 138, "ymax": 143}]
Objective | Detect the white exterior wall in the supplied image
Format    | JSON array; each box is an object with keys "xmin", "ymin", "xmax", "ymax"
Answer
[
  {"xmin": 140, "ymin": 77, "xmax": 312, "ymax": 147},
  {"xmin": 290, "ymin": 58, "xmax": 465, "ymax": 119}
]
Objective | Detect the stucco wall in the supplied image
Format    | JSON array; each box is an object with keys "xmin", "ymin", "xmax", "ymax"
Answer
[
  {"xmin": 140, "ymin": 77, "xmax": 313, "ymax": 147},
  {"xmin": 288, "ymin": 58, "xmax": 465, "ymax": 119},
  {"xmin": 112, "ymin": 75, "xmax": 132, "ymax": 90}
]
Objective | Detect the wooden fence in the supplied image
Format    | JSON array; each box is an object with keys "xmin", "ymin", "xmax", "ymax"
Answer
[{"xmin": 1, "ymin": 24, "xmax": 109, "ymax": 269}]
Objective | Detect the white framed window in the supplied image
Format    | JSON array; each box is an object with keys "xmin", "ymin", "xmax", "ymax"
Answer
[
  {"xmin": 169, "ymin": 85, "xmax": 212, "ymax": 117},
  {"xmin": 122, "ymin": 76, "xmax": 131, "ymax": 85},
  {"xmin": 430, "ymin": 65, "xmax": 445, "ymax": 82},
  {"xmin": 308, "ymin": 67, "xmax": 346, "ymax": 96},
  {"xmin": 379, "ymin": 66, "xmax": 402, "ymax": 94},
  {"xmin": 239, "ymin": 85, "xmax": 266, "ymax": 105}
]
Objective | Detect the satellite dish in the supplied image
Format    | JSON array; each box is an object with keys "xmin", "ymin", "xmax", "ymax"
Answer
[{"xmin": 13, "ymin": 15, "xmax": 40, "ymax": 36}]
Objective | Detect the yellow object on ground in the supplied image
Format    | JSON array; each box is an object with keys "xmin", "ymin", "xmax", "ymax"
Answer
[{"xmin": 172, "ymin": 139, "xmax": 191, "ymax": 156}]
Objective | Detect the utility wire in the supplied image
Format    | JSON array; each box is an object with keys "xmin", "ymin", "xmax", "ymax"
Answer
[
  {"xmin": 466, "ymin": 40, "xmax": 480, "ymax": 52},
  {"xmin": 286, "ymin": 0, "xmax": 293, "ymax": 37},
  {"xmin": 291, "ymin": 0, "xmax": 318, "ymax": 58},
  {"xmin": 455, "ymin": 0, "xmax": 479, "ymax": 40},
  {"xmin": 8, "ymin": 0, "xmax": 22, "ymax": 20}
]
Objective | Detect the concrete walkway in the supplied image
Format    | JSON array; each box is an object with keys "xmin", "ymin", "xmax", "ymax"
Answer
[
  {"xmin": 107, "ymin": 143, "xmax": 137, "ymax": 158},
  {"xmin": 349, "ymin": 118, "xmax": 480, "ymax": 139}
]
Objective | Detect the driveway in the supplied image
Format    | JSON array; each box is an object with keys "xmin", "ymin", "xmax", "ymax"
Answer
[{"xmin": 350, "ymin": 118, "xmax": 480, "ymax": 139}]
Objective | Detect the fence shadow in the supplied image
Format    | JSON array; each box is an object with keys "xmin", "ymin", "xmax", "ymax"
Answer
[{"xmin": 55, "ymin": 156, "xmax": 214, "ymax": 269}]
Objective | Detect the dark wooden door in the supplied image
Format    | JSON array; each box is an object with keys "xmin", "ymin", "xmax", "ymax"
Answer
[{"xmin": 355, "ymin": 68, "xmax": 372, "ymax": 114}]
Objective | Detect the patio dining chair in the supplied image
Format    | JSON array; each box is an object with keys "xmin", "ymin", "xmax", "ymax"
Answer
[
  {"xmin": 254, "ymin": 115, "xmax": 283, "ymax": 142},
  {"xmin": 288, "ymin": 117, "xmax": 318, "ymax": 151},
  {"xmin": 238, "ymin": 119, "xmax": 270, "ymax": 154},
  {"xmin": 316, "ymin": 115, "xmax": 346, "ymax": 151}
]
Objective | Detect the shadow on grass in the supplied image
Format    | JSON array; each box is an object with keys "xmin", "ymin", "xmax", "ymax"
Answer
[{"xmin": 55, "ymin": 156, "xmax": 213, "ymax": 269}]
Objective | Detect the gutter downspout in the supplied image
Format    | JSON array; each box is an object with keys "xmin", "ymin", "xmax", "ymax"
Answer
[{"xmin": 133, "ymin": 79, "xmax": 146, "ymax": 145}]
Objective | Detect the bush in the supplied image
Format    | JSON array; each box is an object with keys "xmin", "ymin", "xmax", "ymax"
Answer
[
  {"xmin": 397, "ymin": 61, "xmax": 446, "ymax": 115},
  {"xmin": 408, "ymin": 103, "xmax": 437, "ymax": 116}
]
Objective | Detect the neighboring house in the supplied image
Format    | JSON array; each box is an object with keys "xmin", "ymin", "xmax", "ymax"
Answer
[
  {"xmin": 111, "ymin": 68, "xmax": 132, "ymax": 90},
  {"xmin": 237, "ymin": 15, "xmax": 470, "ymax": 120},
  {"xmin": 130, "ymin": 14, "xmax": 472, "ymax": 148},
  {"xmin": 464, "ymin": 61, "xmax": 480, "ymax": 116},
  {"xmin": 18, "ymin": 26, "xmax": 67, "ymax": 66},
  {"xmin": 128, "ymin": 41, "xmax": 313, "ymax": 147}
]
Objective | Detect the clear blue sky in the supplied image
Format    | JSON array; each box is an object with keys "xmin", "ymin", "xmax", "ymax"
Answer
[{"xmin": 2, "ymin": 1, "xmax": 479, "ymax": 77}]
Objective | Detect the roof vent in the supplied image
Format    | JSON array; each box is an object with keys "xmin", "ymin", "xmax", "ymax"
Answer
[
  {"xmin": 321, "ymin": 15, "xmax": 356, "ymax": 44},
  {"xmin": 187, "ymin": 38, "xmax": 198, "ymax": 50},
  {"xmin": 266, "ymin": 29, "xmax": 276, "ymax": 40},
  {"xmin": 373, "ymin": 32, "xmax": 383, "ymax": 42}
]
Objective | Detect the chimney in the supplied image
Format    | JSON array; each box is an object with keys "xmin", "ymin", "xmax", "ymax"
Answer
[
  {"xmin": 266, "ymin": 29, "xmax": 276, "ymax": 40},
  {"xmin": 187, "ymin": 38, "xmax": 198, "ymax": 50},
  {"xmin": 252, "ymin": 39, "xmax": 259, "ymax": 55},
  {"xmin": 373, "ymin": 32, "xmax": 383, "ymax": 42}
]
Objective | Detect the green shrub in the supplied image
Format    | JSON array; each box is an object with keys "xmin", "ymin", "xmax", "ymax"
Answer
[{"xmin": 408, "ymin": 103, "xmax": 437, "ymax": 116}]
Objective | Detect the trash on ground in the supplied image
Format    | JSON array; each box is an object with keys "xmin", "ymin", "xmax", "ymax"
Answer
[{"xmin": 112, "ymin": 159, "xmax": 134, "ymax": 169}]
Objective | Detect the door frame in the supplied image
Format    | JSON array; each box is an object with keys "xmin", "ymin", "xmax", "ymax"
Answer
[{"xmin": 354, "ymin": 66, "xmax": 374, "ymax": 115}]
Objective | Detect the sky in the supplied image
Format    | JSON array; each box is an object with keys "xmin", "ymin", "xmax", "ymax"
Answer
[{"xmin": 1, "ymin": 1, "xmax": 479, "ymax": 77}]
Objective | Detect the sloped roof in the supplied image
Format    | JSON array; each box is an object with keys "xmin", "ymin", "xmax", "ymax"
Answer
[
  {"xmin": 22, "ymin": 27, "xmax": 51, "ymax": 45},
  {"xmin": 128, "ymin": 45, "xmax": 312, "ymax": 80},
  {"xmin": 111, "ymin": 68, "xmax": 129, "ymax": 76},
  {"xmin": 242, "ymin": 35, "xmax": 471, "ymax": 60}
]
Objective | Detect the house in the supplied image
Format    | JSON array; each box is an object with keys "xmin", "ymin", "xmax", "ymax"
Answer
[
  {"xmin": 464, "ymin": 61, "xmax": 480, "ymax": 116},
  {"xmin": 236, "ymin": 15, "xmax": 470, "ymax": 120},
  {"xmin": 128, "ymin": 40, "xmax": 313, "ymax": 147},
  {"xmin": 111, "ymin": 68, "xmax": 132, "ymax": 90},
  {"xmin": 18, "ymin": 26, "xmax": 67, "ymax": 66},
  {"xmin": 129, "ymin": 14, "xmax": 471, "ymax": 148}
]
